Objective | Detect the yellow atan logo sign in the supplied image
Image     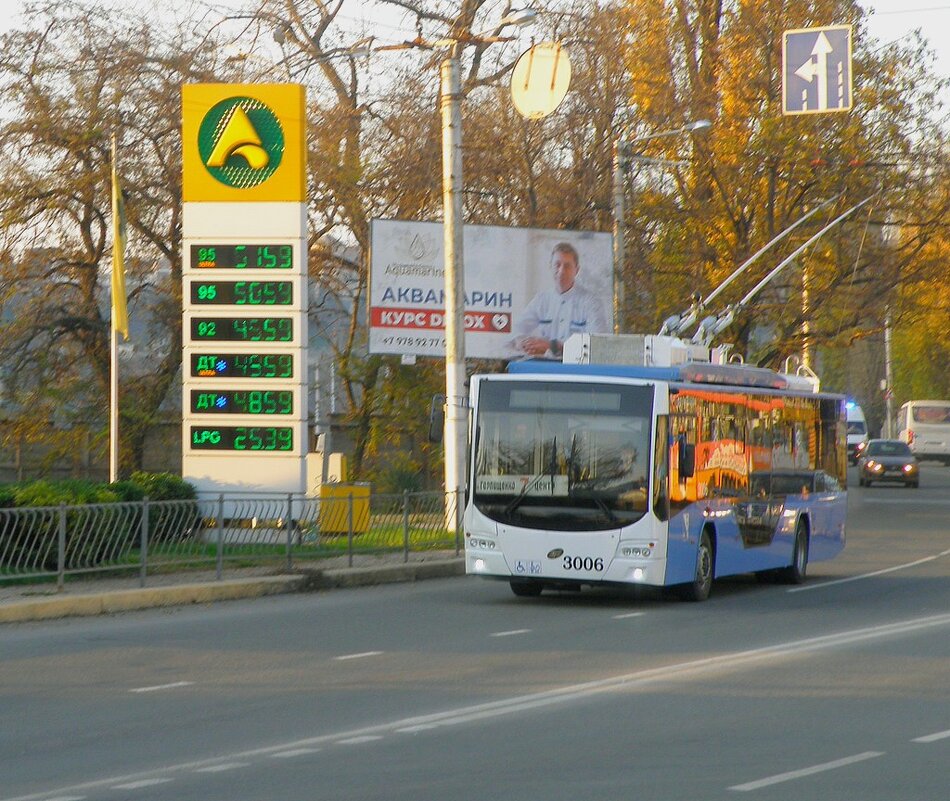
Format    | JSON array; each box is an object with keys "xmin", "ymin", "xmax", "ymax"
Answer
[{"xmin": 182, "ymin": 84, "xmax": 306, "ymax": 202}]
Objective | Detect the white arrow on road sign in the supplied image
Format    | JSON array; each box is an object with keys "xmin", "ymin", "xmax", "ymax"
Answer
[{"xmin": 794, "ymin": 32, "xmax": 833, "ymax": 111}]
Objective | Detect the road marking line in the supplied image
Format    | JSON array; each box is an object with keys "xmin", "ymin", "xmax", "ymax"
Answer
[
  {"xmin": 789, "ymin": 547, "xmax": 950, "ymax": 592},
  {"xmin": 7, "ymin": 612, "xmax": 950, "ymax": 801},
  {"xmin": 193, "ymin": 763, "xmax": 249, "ymax": 773},
  {"xmin": 41, "ymin": 797, "xmax": 85, "ymax": 801},
  {"xmin": 128, "ymin": 681, "xmax": 194, "ymax": 693},
  {"xmin": 490, "ymin": 629, "xmax": 531, "ymax": 637},
  {"xmin": 396, "ymin": 724, "xmax": 439, "ymax": 733},
  {"xmin": 862, "ymin": 497, "xmax": 950, "ymax": 505},
  {"xmin": 912, "ymin": 729, "xmax": 950, "ymax": 743},
  {"xmin": 337, "ymin": 736, "xmax": 383, "ymax": 745},
  {"xmin": 270, "ymin": 748, "xmax": 321, "ymax": 758},
  {"xmin": 613, "ymin": 612, "xmax": 645, "ymax": 619},
  {"xmin": 729, "ymin": 751, "xmax": 884, "ymax": 792},
  {"xmin": 110, "ymin": 779, "xmax": 174, "ymax": 790},
  {"xmin": 334, "ymin": 651, "xmax": 383, "ymax": 661}
]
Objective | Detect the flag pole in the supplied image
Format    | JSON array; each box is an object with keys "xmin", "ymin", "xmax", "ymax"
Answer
[
  {"xmin": 109, "ymin": 133, "xmax": 129, "ymax": 483},
  {"xmin": 110, "ymin": 316, "xmax": 119, "ymax": 483},
  {"xmin": 110, "ymin": 133, "xmax": 119, "ymax": 483}
]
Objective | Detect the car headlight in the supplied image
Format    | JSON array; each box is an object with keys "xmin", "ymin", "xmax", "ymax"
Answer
[
  {"xmin": 903, "ymin": 464, "xmax": 918, "ymax": 473},
  {"xmin": 867, "ymin": 461, "xmax": 883, "ymax": 472}
]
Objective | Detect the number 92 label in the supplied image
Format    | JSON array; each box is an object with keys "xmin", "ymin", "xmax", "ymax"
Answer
[{"xmin": 562, "ymin": 555, "xmax": 604, "ymax": 572}]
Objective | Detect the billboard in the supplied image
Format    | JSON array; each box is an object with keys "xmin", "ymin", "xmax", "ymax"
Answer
[{"xmin": 369, "ymin": 219, "xmax": 613, "ymax": 359}]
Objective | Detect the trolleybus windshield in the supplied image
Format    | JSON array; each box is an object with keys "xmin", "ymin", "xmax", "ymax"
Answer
[{"xmin": 473, "ymin": 381, "xmax": 654, "ymax": 530}]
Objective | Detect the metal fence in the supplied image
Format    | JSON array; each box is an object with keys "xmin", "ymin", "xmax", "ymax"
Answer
[{"xmin": 0, "ymin": 490, "xmax": 462, "ymax": 589}]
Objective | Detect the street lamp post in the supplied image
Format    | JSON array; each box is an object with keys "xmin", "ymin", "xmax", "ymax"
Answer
[
  {"xmin": 438, "ymin": 10, "xmax": 535, "ymax": 530},
  {"xmin": 612, "ymin": 119, "xmax": 712, "ymax": 333}
]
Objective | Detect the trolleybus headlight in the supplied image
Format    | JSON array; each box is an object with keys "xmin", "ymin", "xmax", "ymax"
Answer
[
  {"xmin": 632, "ymin": 568, "xmax": 644, "ymax": 580},
  {"xmin": 473, "ymin": 558, "xmax": 487, "ymax": 572}
]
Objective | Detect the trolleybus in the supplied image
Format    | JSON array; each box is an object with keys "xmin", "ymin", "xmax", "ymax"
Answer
[{"xmin": 461, "ymin": 340, "xmax": 847, "ymax": 601}]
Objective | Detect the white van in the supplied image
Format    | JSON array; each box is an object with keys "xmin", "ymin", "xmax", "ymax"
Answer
[
  {"xmin": 846, "ymin": 402, "xmax": 868, "ymax": 464},
  {"xmin": 898, "ymin": 400, "xmax": 950, "ymax": 464}
]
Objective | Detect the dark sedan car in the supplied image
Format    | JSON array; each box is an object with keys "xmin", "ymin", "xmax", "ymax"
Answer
[{"xmin": 857, "ymin": 439, "xmax": 920, "ymax": 487}]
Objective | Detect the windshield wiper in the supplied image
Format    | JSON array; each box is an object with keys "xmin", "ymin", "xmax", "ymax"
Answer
[
  {"xmin": 504, "ymin": 436, "xmax": 558, "ymax": 516},
  {"xmin": 503, "ymin": 473, "xmax": 549, "ymax": 515}
]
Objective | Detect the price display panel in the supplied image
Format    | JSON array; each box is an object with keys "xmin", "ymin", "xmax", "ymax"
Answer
[
  {"xmin": 190, "ymin": 425, "xmax": 295, "ymax": 452},
  {"xmin": 190, "ymin": 244, "xmax": 294, "ymax": 270},
  {"xmin": 189, "ymin": 316, "xmax": 296, "ymax": 343},
  {"xmin": 190, "ymin": 280, "xmax": 294, "ymax": 306},
  {"xmin": 190, "ymin": 389, "xmax": 294, "ymax": 415},
  {"xmin": 190, "ymin": 352, "xmax": 295, "ymax": 380}
]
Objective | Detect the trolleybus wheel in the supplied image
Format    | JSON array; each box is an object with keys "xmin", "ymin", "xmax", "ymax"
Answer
[
  {"xmin": 679, "ymin": 530, "xmax": 713, "ymax": 602},
  {"xmin": 779, "ymin": 521, "xmax": 809, "ymax": 584}
]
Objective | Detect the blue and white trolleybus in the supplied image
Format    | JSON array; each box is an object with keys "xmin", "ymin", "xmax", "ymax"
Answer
[{"xmin": 462, "ymin": 337, "xmax": 847, "ymax": 600}]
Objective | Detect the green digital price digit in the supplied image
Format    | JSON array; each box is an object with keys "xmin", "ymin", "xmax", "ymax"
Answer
[
  {"xmin": 197, "ymin": 284, "xmax": 217, "ymax": 301},
  {"xmin": 197, "ymin": 321, "xmax": 217, "ymax": 338},
  {"xmin": 235, "ymin": 245, "xmax": 247, "ymax": 269},
  {"xmin": 232, "ymin": 319, "xmax": 250, "ymax": 340},
  {"xmin": 279, "ymin": 245, "xmax": 292, "ymax": 268},
  {"xmin": 257, "ymin": 247, "xmax": 278, "ymax": 268}
]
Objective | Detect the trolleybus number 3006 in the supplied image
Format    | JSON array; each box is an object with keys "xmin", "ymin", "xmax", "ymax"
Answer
[{"xmin": 564, "ymin": 556, "xmax": 604, "ymax": 572}]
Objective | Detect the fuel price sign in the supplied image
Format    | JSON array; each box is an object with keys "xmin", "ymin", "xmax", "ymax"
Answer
[
  {"xmin": 190, "ymin": 280, "xmax": 294, "ymax": 305},
  {"xmin": 190, "ymin": 389, "xmax": 294, "ymax": 415},
  {"xmin": 189, "ymin": 425, "xmax": 295, "ymax": 451},
  {"xmin": 190, "ymin": 353, "xmax": 295, "ymax": 379},
  {"xmin": 190, "ymin": 244, "xmax": 294, "ymax": 270}
]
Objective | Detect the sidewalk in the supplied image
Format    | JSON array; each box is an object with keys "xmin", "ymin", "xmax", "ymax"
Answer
[{"xmin": 0, "ymin": 552, "xmax": 465, "ymax": 625}]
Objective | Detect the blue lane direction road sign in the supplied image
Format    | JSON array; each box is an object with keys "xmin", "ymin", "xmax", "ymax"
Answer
[{"xmin": 783, "ymin": 25, "xmax": 852, "ymax": 115}]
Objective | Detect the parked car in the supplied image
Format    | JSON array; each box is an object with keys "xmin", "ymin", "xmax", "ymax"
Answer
[{"xmin": 857, "ymin": 439, "xmax": 920, "ymax": 488}]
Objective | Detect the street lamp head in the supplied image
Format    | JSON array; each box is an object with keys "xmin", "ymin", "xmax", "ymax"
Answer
[
  {"xmin": 686, "ymin": 119, "xmax": 713, "ymax": 132},
  {"xmin": 497, "ymin": 8, "xmax": 537, "ymax": 28}
]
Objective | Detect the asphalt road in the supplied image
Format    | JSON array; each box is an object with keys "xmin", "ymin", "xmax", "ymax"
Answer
[{"xmin": 1, "ymin": 465, "xmax": 948, "ymax": 801}]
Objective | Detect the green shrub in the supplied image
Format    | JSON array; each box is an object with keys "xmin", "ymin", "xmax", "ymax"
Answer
[
  {"xmin": 10, "ymin": 479, "xmax": 119, "ymax": 507},
  {"xmin": 0, "ymin": 485, "xmax": 15, "ymax": 508},
  {"xmin": 0, "ymin": 475, "xmax": 197, "ymax": 574},
  {"xmin": 109, "ymin": 480, "xmax": 147, "ymax": 502},
  {"xmin": 129, "ymin": 472, "xmax": 197, "ymax": 501}
]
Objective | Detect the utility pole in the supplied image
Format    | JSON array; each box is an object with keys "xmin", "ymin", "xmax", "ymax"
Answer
[
  {"xmin": 441, "ymin": 48, "xmax": 466, "ymax": 531},
  {"xmin": 802, "ymin": 259, "xmax": 812, "ymax": 370},
  {"xmin": 611, "ymin": 140, "xmax": 626, "ymax": 334},
  {"xmin": 884, "ymin": 306, "xmax": 894, "ymax": 438}
]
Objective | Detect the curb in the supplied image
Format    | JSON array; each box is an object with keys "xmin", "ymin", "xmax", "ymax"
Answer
[
  {"xmin": 317, "ymin": 558, "xmax": 465, "ymax": 588},
  {"xmin": 0, "ymin": 559, "xmax": 466, "ymax": 624}
]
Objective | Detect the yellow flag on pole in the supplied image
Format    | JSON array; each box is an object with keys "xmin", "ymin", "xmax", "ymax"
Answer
[{"xmin": 111, "ymin": 136, "xmax": 129, "ymax": 341}]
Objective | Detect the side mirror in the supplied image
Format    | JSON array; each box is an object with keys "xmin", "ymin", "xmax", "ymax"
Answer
[
  {"xmin": 427, "ymin": 394, "xmax": 446, "ymax": 443},
  {"xmin": 678, "ymin": 441, "xmax": 695, "ymax": 478}
]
